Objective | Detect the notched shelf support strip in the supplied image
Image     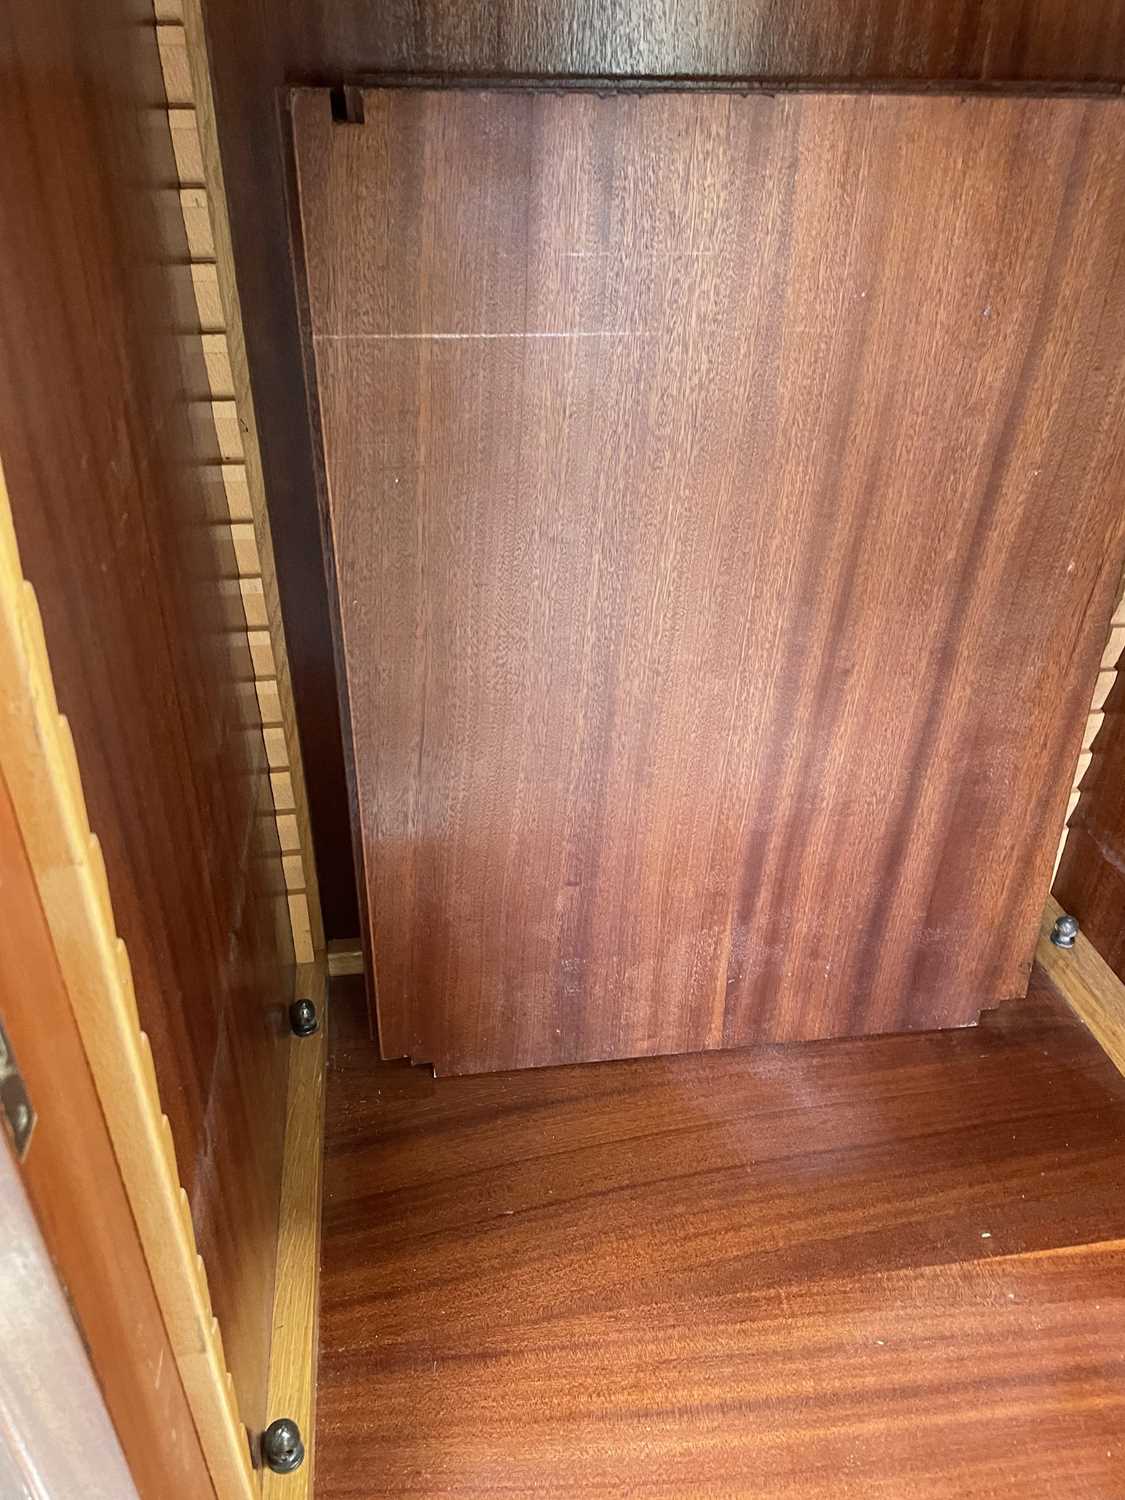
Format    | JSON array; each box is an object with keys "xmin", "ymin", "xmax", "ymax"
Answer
[
  {"xmin": 160, "ymin": 0, "xmax": 324, "ymax": 964},
  {"xmin": 0, "ymin": 459, "xmax": 256, "ymax": 1499},
  {"xmin": 262, "ymin": 958, "xmax": 327, "ymax": 1500}
]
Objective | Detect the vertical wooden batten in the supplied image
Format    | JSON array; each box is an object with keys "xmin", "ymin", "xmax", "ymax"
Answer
[
  {"xmin": 0, "ymin": 463, "xmax": 254, "ymax": 1497},
  {"xmin": 158, "ymin": 2, "xmax": 324, "ymax": 964},
  {"xmin": 262, "ymin": 959, "xmax": 328, "ymax": 1500},
  {"xmin": 0, "ymin": 0, "xmax": 319, "ymax": 1476},
  {"xmin": 1053, "ymin": 572, "xmax": 1125, "ymax": 983}
]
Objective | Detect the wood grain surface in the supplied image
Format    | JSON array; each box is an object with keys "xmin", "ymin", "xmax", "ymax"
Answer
[
  {"xmin": 170, "ymin": 0, "xmax": 325, "ymax": 967},
  {"xmin": 1055, "ymin": 599, "xmax": 1125, "ymax": 981},
  {"xmin": 0, "ymin": 764, "xmax": 214, "ymax": 1500},
  {"xmin": 318, "ymin": 969, "xmax": 1125, "ymax": 1499},
  {"xmin": 0, "ymin": 0, "xmax": 292, "ymax": 1441},
  {"xmin": 200, "ymin": 0, "xmax": 1125, "ymax": 946},
  {"xmin": 262, "ymin": 958, "xmax": 328, "ymax": 1500},
  {"xmin": 294, "ymin": 88, "xmax": 1125, "ymax": 1074},
  {"xmin": 1038, "ymin": 894, "xmax": 1125, "ymax": 1076}
]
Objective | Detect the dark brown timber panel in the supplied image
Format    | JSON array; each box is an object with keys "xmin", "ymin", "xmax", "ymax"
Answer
[
  {"xmin": 317, "ymin": 969, "xmax": 1125, "ymax": 1499},
  {"xmin": 200, "ymin": 0, "xmax": 1125, "ymax": 943},
  {"xmin": 294, "ymin": 89, "xmax": 1125, "ymax": 1075},
  {"xmin": 0, "ymin": 0, "xmax": 292, "ymax": 1440}
]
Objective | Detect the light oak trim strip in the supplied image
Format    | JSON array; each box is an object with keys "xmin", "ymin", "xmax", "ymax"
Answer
[
  {"xmin": 1038, "ymin": 894, "xmax": 1125, "ymax": 1079},
  {"xmin": 180, "ymin": 186, "xmax": 215, "ymax": 258},
  {"xmin": 327, "ymin": 940, "xmax": 365, "ymax": 979},
  {"xmin": 168, "ymin": 106, "xmax": 204, "ymax": 184},
  {"xmin": 261, "ymin": 958, "xmax": 327, "ymax": 1500},
  {"xmin": 156, "ymin": 22, "xmax": 192, "ymax": 106},
  {"xmin": 190, "ymin": 262, "xmax": 225, "ymax": 330},
  {"xmin": 174, "ymin": 2, "xmax": 324, "ymax": 961},
  {"xmin": 0, "ymin": 460, "xmax": 255, "ymax": 1500}
]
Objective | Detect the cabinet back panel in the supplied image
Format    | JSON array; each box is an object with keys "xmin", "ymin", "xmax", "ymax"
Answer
[{"xmin": 294, "ymin": 88, "xmax": 1125, "ymax": 1074}]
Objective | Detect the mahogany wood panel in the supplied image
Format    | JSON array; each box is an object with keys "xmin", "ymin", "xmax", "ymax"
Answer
[
  {"xmin": 294, "ymin": 88, "xmax": 1125, "ymax": 1074},
  {"xmin": 0, "ymin": 0, "xmax": 291, "ymax": 1437},
  {"xmin": 0, "ymin": 766, "xmax": 214, "ymax": 1500},
  {"xmin": 318, "ymin": 969, "xmax": 1125, "ymax": 1499},
  {"xmin": 199, "ymin": 0, "xmax": 1125, "ymax": 945}
]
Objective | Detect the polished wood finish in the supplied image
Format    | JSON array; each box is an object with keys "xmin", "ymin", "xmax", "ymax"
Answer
[
  {"xmin": 295, "ymin": 88, "xmax": 1125, "ymax": 1075},
  {"xmin": 318, "ymin": 968, "xmax": 1125, "ymax": 1498},
  {"xmin": 0, "ymin": 407, "xmax": 254, "ymax": 1491},
  {"xmin": 0, "ymin": 0, "xmax": 291, "ymax": 1441},
  {"xmin": 262, "ymin": 958, "xmax": 328, "ymax": 1500},
  {"xmin": 172, "ymin": 0, "xmax": 325, "ymax": 966},
  {"xmin": 0, "ymin": 765, "xmax": 214, "ymax": 1500},
  {"xmin": 199, "ymin": 0, "xmax": 1125, "ymax": 945}
]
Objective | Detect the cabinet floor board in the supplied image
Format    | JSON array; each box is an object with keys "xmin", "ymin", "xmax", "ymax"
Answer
[{"xmin": 318, "ymin": 969, "xmax": 1125, "ymax": 1497}]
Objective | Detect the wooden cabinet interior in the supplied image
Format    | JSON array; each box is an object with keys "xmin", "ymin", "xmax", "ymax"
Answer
[
  {"xmin": 199, "ymin": 0, "xmax": 1125, "ymax": 950},
  {"xmin": 293, "ymin": 86, "xmax": 1125, "ymax": 1076},
  {"xmin": 0, "ymin": 0, "xmax": 1121, "ymax": 1496}
]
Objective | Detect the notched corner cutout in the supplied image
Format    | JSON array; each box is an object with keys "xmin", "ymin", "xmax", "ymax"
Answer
[{"xmin": 329, "ymin": 84, "xmax": 366, "ymax": 126}]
